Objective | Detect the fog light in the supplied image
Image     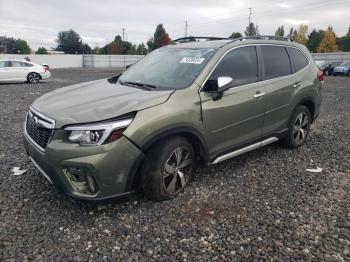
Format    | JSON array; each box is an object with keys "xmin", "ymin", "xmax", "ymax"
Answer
[
  {"xmin": 63, "ymin": 167, "xmax": 98, "ymax": 195},
  {"xmin": 86, "ymin": 175, "xmax": 98, "ymax": 194}
]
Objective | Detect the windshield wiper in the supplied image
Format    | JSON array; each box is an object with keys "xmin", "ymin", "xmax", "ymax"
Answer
[{"xmin": 118, "ymin": 80, "xmax": 157, "ymax": 91}]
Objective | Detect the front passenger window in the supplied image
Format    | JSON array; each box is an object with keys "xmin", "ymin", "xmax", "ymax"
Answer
[{"xmin": 204, "ymin": 46, "xmax": 258, "ymax": 91}]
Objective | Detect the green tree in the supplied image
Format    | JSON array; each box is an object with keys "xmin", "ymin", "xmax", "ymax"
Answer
[
  {"xmin": 275, "ymin": 25, "xmax": 285, "ymax": 37},
  {"xmin": 288, "ymin": 27, "xmax": 298, "ymax": 41},
  {"xmin": 338, "ymin": 26, "xmax": 350, "ymax": 51},
  {"xmin": 103, "ymin": 35, "xmax": 135, "ymax": 54},
  {"xmin": 0, "ymin": 36, "xmax": 17, "ymax": 53},
  {"xmin": 15, "ymin": 39, "xmax": 31, "ymax": 54},
  {"xmin": 81, "ymin": 43, "xmax": 92, "ymax": 54},
  {"xmin": 136, "ymin": 43, "xmax": 147, "ymax": 55},
  {"xmin": 307, "ymin": 29, "xmax": 324, "ymax": 52},
  {"xmin": 229, "ymin": 32, "xmax": 242, "ymax": 39},
  {"xmin": 147, "ymin": 24, "xmax": 171, "ymax": 51},
  {"xmin": 146, "ymin": 38, "xmax": 156, "ymax": 51},
  {"xmin": 36, "ymin": 47, "xmax": 48, "ymax": 54},
  {"xmin": 294, "ymin": 25, "xmax": 309, "ymax": 45},
  {"xmin": 56, "ymin": 29, "xmax": 85, "ymax": 54},
  {"xmin": 0, "ymin": 36, "xmax": 31, "ymax": 54},
  {"xmin": 244, "ymin": 22, "xmax": 259, "ymax": 36}
]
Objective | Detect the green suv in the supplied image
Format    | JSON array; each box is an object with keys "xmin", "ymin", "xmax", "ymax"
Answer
[{"xmin": 24, "ymin": 36, "xmax": 323, "ymax": 201}]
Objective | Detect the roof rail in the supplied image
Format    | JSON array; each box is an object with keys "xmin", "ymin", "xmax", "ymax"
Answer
[
  {"xmin": 172, "ymin": 36, "xmax": 230, "ymax": 44},
  {"xmin": 234, "ymin": 35, "xmax": 293, "ymax": 42}
]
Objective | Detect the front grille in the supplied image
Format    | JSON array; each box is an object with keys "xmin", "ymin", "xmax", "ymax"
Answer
[{"xmin": 26, "ymin": 110, "xmax": 54, "ymax": 150}]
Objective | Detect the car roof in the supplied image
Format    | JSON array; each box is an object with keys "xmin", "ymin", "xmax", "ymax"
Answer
[{"xmin": 166, "ymin": 38, "xmax": 305, "ymax": 50}]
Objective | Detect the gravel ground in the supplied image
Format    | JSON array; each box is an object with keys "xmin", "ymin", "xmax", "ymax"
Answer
[{"xmin": 0, "ymin": 69, "xmax": 349, "ymax": 261}]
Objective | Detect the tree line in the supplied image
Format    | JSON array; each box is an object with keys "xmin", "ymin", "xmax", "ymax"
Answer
[
  {"xmin": 231, "ymin": 22, "xmax": 350, "ymax": 53},
  {"xmin": 0, "ymin": 23, "xmax": 349, "ymax": 55}
]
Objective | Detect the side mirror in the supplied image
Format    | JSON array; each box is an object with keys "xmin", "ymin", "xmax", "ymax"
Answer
[
  {"xmin": 217, "ymin": 76, "xmax": 233, "ymax": 93},
  {"xmin": 107, "ymin": 73, "xmax": 122, "ymax": 84}
]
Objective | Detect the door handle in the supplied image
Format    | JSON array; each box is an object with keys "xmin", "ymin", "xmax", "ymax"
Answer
[
  {"xmin": 293, "ymin": 82, "xmax": 301, "ymax": 88},
  {"xmin": 254, "ymin": 91, "xmax": 265, "ymax": 98}
]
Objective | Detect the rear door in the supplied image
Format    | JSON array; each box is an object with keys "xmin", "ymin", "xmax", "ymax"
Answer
[
  {"xmin": 259, "ymin": 45, "xmax": 295, "ymax": 136},
  {"xmin": 200, "ymin": 46, "xmax": 266, "ymax": 157}
]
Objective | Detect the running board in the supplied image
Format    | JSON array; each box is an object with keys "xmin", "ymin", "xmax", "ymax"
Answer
[{"xmin": 211, "ymin": 137, "xmax": 279, "ymax": 164}]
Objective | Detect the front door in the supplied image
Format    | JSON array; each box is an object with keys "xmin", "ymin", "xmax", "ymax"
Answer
[
  {"xmin": 0, "ymin": 61, "xmax": 12, "ymax": 81},
  {"xmin": 200, "ymin": 46, "xmax": 266, "ymax": 157}
]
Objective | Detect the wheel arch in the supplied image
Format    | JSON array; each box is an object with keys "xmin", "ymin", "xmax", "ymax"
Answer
[
  {"xmin": 296, "ymin": 97, "xmax": 316, "ymax": 123},
  {"xmin": 127, "ymin": 126, "xmax": 209, "ymax": 190},
  {"xmin": 140, "ymin": 126, "xmax": 209, "ymax": 164},
  {"xmin": 27, "ymin": 72, "xmax": 42, "ymax": 81}
]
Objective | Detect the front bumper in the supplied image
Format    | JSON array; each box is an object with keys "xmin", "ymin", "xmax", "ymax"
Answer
[{"xmin": 24, "ymin": 130, "xmax": 145, "ymax": 200}]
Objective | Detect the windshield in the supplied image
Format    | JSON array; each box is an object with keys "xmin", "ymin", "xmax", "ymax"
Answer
[
  {"xmin": 119, "ymin": 48, "xmax": 216, "ymax": 90},
  {"xmin": 340, "ymin": 62, "xmax": 350, "ymax": 66}
]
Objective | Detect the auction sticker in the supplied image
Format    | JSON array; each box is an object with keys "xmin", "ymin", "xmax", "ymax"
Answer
[{"xmin": 180, "ymin": 57, "xmax": 205, "ymax": 64}]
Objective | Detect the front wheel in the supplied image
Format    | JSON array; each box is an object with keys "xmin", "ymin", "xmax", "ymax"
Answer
[
  {"xmin": 27, "ymin": 72, "xmax": 40, "ymax": 84},
  {"xmin": 141, "ymin": 136, "xmax": 195, "ymax": 201},
  {"xmin": 282, "ymin": 105, "xmax": 311, "ymax": 148}
]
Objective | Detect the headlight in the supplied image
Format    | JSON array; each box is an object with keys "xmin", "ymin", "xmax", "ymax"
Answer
[{"xmin": 65, "ymin": 118, "xmax": 133, "ymax": 146}]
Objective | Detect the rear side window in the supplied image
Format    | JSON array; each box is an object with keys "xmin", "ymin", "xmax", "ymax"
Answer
[
  {"xmin": 261, "ymin": 46, "xmax": 292, "ymax": 80},
  {"xmin": 214, "ymin": 46, "xmax": 258, "ymax": 87},
  {"xmin": 10, "ymin": 61, "xmax": 23, "ymax": 67},
  {"xmin": 21, "ymin": 62, "xmax": 33, "ymax": 67},
  {"xmin": 289, "ymin": 48, "xmax": 309, "ymax": 71}
]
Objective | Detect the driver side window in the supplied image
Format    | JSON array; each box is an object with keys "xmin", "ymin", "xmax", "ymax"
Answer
[{"xmin": 204, "ymin": 46, "xmax": 259, "ymax": 91}]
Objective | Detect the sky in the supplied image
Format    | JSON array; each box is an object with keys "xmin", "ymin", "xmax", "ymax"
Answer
[{"xmin": 0, "ymin": 0, "xmax": 349, "ymax": 50}]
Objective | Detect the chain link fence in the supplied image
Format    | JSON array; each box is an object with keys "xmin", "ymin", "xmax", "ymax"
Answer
[
  {"xmin": 83, "ymin": 55, "xmax": 144, "ymax": 68},
  {"xmin": 311, "ymin": 52, "xmax": 350, "ymax": 62}
]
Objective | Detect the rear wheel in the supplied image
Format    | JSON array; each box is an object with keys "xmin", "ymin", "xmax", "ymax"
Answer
[
  {"xmin": 141, "ymin": 136, "xmax": 195, "ymax": 201},
  {"xmin": 27, "ymin": 72, "xmax": 40, "ymax": 84},
  {"xmin": 282, "ymin": 105, "xmax": 311, "ymax": 148}
]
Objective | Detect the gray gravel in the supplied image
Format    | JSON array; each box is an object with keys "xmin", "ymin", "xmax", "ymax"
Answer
[{"xmin": 0, "ymin": 69, "xmax": 349, "ymax": 261}]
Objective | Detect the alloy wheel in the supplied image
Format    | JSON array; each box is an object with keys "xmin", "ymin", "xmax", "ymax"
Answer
[
  {"xmin": 293, "ymin": 112, "xmax": 309, "ymax": 144},
  {"xmin": 28, "ymin": 73, "xmax": 40, "ymax": 83},
  {"xmin": 163, "ymin": 146, "xmax": 192, "ymax": 194}
]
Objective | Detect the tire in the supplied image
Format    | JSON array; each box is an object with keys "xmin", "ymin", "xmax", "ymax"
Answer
[
  {"xmin": 282, "ymin": 105, "xmax": 311, "ymax": 148},
  {"xmin": 27, "ymin": 72, "xmax": 40, "ymax": 84},
  {"xmin": 141, "ymin": 136, "xmax": 195, "ymax": 201}
]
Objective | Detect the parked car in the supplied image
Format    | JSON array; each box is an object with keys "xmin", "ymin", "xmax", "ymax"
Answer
[
  {"xmin": 333, "ymin": 62, "xmax": 350, "ymax": 76},
  {"xmin": 24, "ymin": 36, "xmax": 323, "ymax": 201},
  {"xmin": 0, "ymin": 60, "xmax": 51, "ymax": 83},
  {"xmin": 315, "ymin": 60, "xmax": 342, "ymax": 76}
]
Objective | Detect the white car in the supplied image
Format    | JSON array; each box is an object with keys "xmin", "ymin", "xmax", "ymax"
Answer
[{"xmin": 0, "ymin": 60, "xmax": 51, "ymax": 84}]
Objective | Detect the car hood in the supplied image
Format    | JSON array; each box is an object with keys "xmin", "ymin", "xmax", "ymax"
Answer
[{"xmin": 31, "ymin": 79, "xmax": 174, "ymax": 128}]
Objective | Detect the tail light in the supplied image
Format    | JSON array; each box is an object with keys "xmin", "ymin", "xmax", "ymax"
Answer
[{"xmin": 317, "ymin": 69, "xmax": 324, "ymax": 81}]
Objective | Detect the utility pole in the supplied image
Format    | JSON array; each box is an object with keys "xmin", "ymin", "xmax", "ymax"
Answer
[
  {"xmin": 248, "ymin": 8, "xmax": 252, "ymax": 26},
  {"xmin": 122, "ymin": 28, "xmax": 126, "ymax": 41},
  {"xmin": 185, "ymin": 20, "xmax": 188, "ymax": 37}
]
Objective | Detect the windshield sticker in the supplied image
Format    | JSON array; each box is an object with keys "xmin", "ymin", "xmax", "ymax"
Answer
[{"xmin": 180, "ymin": 57, "xmax": 205, "ymax": 64}]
